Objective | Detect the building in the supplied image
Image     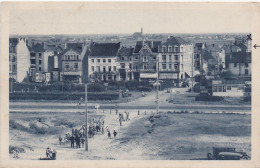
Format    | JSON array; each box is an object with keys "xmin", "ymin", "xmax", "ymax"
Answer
[
  {"xmin": 212, "ymin": 79, "xmax": 247, "ymax": 97},
  {"xmin": 60, "ymin": 43, "xmax": 88, "ymax": 83},
  {"xmin": 116, "ymin": 47, "xmax": 134, "ymax": 81},
  {"xmin": 9, "ymin": 38, "xmax": 30, "ymax": 83},
  {"xmin": 133, "ymin": 40, "xmax": 161, "ymax": 81},
  {"xmin": 194, "ymin": 43, "xmax": 205, "ymax": 72},
  {"xmin": 225, "ymin": 52, "xmax": 251, "ymax": 81},
  {"xmin": 132, "ymin": 28, "xmax": 143, "ymax": 39},
  {"xmin": 88, "ymin": 42, "xmax": 121, "ymax": 82},
  {"xmin": 158, "ymin": 36, "xmax": 194, "ymax": 84},
  {"xmin": 28, "ymin": 43, "xmax": 54, "ymax": 82}
]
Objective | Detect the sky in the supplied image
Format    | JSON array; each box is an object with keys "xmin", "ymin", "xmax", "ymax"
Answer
[{"xmin": 8, "ymin": 2, "xmax": 254, "ymax": 35}]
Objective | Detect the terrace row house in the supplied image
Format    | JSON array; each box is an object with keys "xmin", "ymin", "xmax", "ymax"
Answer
[
  {"xmin": 88, "ymin": 42, "xmax": 121, "ymax": 82},
  {"xmin": 9, "ymin": 38, "xmax": 30, "ymax": 83},
  {"xmin": 158, "ymin": 36, "xmax": 194, "ymax": 84},
  {"xmin": 60, "ymin": 43, "xmax": 88, "ymax": 83}
]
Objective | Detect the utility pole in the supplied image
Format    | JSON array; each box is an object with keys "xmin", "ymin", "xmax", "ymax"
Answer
[
  {"xmin": 85, "ymin": 83, "xmax": 88, "ymax": 151},
  {"xmin": 156, "ymin": 56, "xmax": 159, "ymax": 114}
]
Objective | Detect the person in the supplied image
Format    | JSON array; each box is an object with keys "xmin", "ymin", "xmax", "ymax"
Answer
[
  {"xmin": 113, "ymin": 130, "xmax": 117, "ymax": 138},
  {"xmin": 108, "ymin": 130, "xmax": 111, "ymax": 138},
  {"xmin": 138, "ymin": 110, "xmax": 140, "ymax": 115},
  {"xmin": 70, "ymin": 135, "xmax": 75, "ymax": 148},
  {"xmin": 75, "ymin": 136, "xmax": 80, "ymax": 148},
  {"xmin": 81, "ymin": 137, "xmax": 85, "ymax": 147},
  {"xmin": 59, "ymin": 136, "xmax": 62, "ymax": 145},
  {"xmin": 51, "ymin": 150, "xmax": 57, "ymax": 160},
  {"xmin": 46, "ymin": 147, "xmax": 52, "ymax": 158},
  {"xmin": 119, "ymin": 117, "xmax": 122, "ymax": 126}
]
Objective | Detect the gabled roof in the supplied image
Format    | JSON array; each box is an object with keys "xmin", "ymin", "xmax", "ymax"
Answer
[
  {"xmin": 9, "ymin": 38, "xmax": 19, "ymax": 46},
  {"xmin": 117, "ymin": 47, "xmax": 134, "ymax": 57},
  {"xmin": 63, "ymin": 43, "xmax": 84, "ymax": 55},
  {"xmin": 227, "ymin": 52, "xmax": 251, "ymax": 63},
  {"xmin": 28, "ymin": 43, "xmax": 45, "ymax": 53},
  {"xmin": 89, "ymin": 42, "xmax": 121, "ymax": 57},
  {"xmin": 134, "ymin": 41, "xmax": 161, "ymax": 53},
  {"xmin": 162, "ymin": 36, "xmax": 190, "ymax": 46}
]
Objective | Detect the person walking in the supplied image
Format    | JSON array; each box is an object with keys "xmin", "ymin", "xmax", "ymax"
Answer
[
  {"xmin": 108, "ymin": 130, "xmax": 111, "ymax": 138},
  {"xmin": 59, "ymin": 136, "xmax": 62, "ymax": 145},
  {"xmin": 70, "ymin": 135, "xmax": 75, "ymax": 148},
  {"xmin": 113, "ymin": 130, "xmax": 117, "ymax": 138}
]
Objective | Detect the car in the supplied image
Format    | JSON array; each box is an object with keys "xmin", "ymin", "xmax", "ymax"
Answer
[{"xmin": 207, "ymin": 147, "xmax": 250, "ymax": 160}]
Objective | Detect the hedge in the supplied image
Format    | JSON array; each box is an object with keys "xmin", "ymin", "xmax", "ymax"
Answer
[
  {"xmin": 9, "ymin": 92, "xmax": 119, "ymax": 101},
  {"xmin": 195, "ymin": 95, "xmax": 224, "ymax": 101}
]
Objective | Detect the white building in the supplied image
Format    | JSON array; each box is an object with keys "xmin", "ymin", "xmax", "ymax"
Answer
[
  {"xmin": 212, "ymin": 80, "xmax": 246, "ymax": 97},
  {"xmin": 9, "ymin": 38, "xmax": 30, "ymax": 83},
  {"xmin": 88, "ymin": 42, "xmax": 121, "ymax": 82}
]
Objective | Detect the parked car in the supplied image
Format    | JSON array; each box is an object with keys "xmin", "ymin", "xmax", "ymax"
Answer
[{"xmin": 207, "ymin": 147, "xmax": 250, "ymax": 160}]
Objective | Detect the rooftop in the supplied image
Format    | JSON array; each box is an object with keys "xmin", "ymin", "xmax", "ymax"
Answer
[{"xmin": 89, "ymin": 42, "xmax": 121, "ymax": 57}]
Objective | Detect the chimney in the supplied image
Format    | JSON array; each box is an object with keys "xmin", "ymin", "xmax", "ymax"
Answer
[{"xmin": 151, "ymin": 41, "xmax": 154, "ymax": 49}]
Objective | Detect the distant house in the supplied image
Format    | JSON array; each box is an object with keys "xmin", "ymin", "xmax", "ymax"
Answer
[
  {"xmin": 116, "ymin": 46, "xmax": 134, "ymax": 81},
  {"xmin": 88, "ymin": 42, "xmax": 121, "ymax": 82},
  {"xmin": 212, "ymin": 79, "xmax": 247, "ymax": 97},
  {"xmin": 9, "ymin": 38, "xmax": 30, "ymax": 83},
  {"xmin": 60, "ymin": 43, "xmax": 88, "ymax": 83},
  {"xmin": 133, "ymin": 40, "xmax": 161, "ymax": 81},
  {"xmin": 132, "ymin": 28, "xmax": 143, "ymax": 39},
  {"xmin": 225, "ymin": 52, "xmax": 251, "ymax": 81}
]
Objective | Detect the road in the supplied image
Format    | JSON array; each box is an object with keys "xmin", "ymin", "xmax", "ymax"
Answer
[{"xmin": 9, "ymin": 88, "xmax": 251, "ymax": 113}]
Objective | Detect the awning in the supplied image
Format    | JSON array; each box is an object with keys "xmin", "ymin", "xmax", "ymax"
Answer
[
  {"xmin": 140, "ymin": 73, "xmax": 157, "ymax": 79},
  {"xmin": 159, "ymin": 73, "xmax": 178, "ymax": 79}
]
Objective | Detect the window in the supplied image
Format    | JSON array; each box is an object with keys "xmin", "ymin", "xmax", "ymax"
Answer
[
  {"xmin": 13, "ymin": 65, "xmax": 16, "ymax": 71},
  {"xmin": 143, "ymin": 64, "xmax": 147, "ymax": 69},
  {"xmin": 103, "ymin": 59, "xmax": 106, "ymax": 63},
  {"xmin": 65, "ymin": 64, "xmax": 69, "ymax": 70},
  {"xmin": 181, "ymin": 47, "xmax": 183, "ymax": 52},
  {"xmin": 169, "ymin": 64, "xmax": 172, "ymax": 70},
  {"xmin": 39, "ymin": 60, "xmax": 42, "ymax": 65},
  {"xmin": 108, "ymin": 66, "xmax": 111, "ymax": 72},
  {"xmin": 181, "ymin": 55, "xmax": 183, "ymax": 62},
  {"xmin": 227, "ymin": 86, "xmax": 231, "ymax": 90},
  {"xmin": 181, "ymin": 64, "xmax": 183, "ymax": 71},
  {"xmin": 97, "ymin": 59, "xmax": 100, "ymax": 63},
  {"xmin": 91, "ymin": 66, "xmax": 94, "ymax": 71},
  {"xmin": 234, "ymin": 63, "xmax": 237, "ymax": 67},
  {"xmin": 162, "ymin": 55, "xmax": 166, "ymax": 62},
  {"xmin": 12, "ymin": 56, "xmax": 16, "ymax": 62},
  {"xmin": 91, "ymin": 59, "xmax": 94, "ymax": 63},
  {"xmin": 218, "ymin": 86, "xmax": 223, "ymax": 92},
  {"xmin": 97, "ymin": 66, "xmax": 100, "ymax": 72},
  {"xmin": 223, "ymin": 86, "xmax": 226, "ymax": 92},
  {"xmin": 39, "ymin": 53, "xmax": 42, "ymax": 57},
  {"xmin": 169, "ymin": 55, "xmax": 172, "ymax": 61},
  {"xmin": 245, "ymin": 69, "xmax": 249, "ymax": 75},
  {"xmin": 108, "ymin": 59, "xmax": 111, "ymax": 63},
  {"xmin": 113, "ymin": 66, "xmax": 116, "ymax": 71},
  {"xmin": 174, "ymin": 55, "xmax": 178, "ymax": 61},
  {"xmin": 245, "ymin": 63, "xmax": 248, "ymax": 67},
  {"xmin": 135, "ymin": 65, "xmax": 138, "ymax": 70},
  {"xmin": 174, "ymin": 64, "xmax": 178, "ymax": 70},
  {"xmin": 9, "ymin": 65, "xmax": 11, "ymax": 71},
  {"xmin": 135, "ymin": 56, "xmax": 138, "ymax": 60},
  {"xmin": 77, "ymin": 55, "xmax": 79, "ymax": 60},
  {"xmin": 39, "ymin": 67, "xmax": 42, "ymax": 71},
  {"xmin": 213, "ymin": 86, "xmax": 217, "ymax": 92},
  {"xmin": 129, "ymin": 63, "xmax": 132, "ymax": 70},
  {"xmin": 103, "ymin": 66, "xmax": 106, "ymax": 73},
  {"xmin": 120, "ymin": 63, "xmax": 125, "ymax": 69},
  {"xmin": 68, "ymin": 56, "xmax": 70, "ymax": 60},
  {"xmin": 153, "ymin": 56, "xmax": 156, "ymax": 60},
  {"xmin": 162, "ymin": 64, "xmax": 166, "ymax": 70},
  {"xmin": 162, "ymin": 46, "xmax": 166, "ymax": 52},
  {"xmin": 121, "ymin": 57, "xmax": 124, "ymax": 61},
  {"xmin": 129, "ymin": 57, "xmax": 132, "ymax": 61},
  {"xmin": 74, "ymin": 63, "xmax": 78, "ymax": 69},
  {"xmin": 168, "ymin": 46, "xmax": 172, "ymax": 52},
  {"xmin": 143, "ymin": 56, "xmax": 147, "ymax": 62},
  {"xmin": 174, "ymin": 47, "xmax": 178, "ymax": 52}
]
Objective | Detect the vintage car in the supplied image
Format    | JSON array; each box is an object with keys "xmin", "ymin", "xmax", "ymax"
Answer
[{"xmin": 207, "ymin": 147, "xmax": 250, "ymax": 160}]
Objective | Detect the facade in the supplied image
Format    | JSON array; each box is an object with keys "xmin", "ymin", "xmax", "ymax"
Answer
[
  {"xmin": 60, "ymin": 43, "xmax": 88, "ymax": 83},
  {"xmin": 28, "ymin": 43, "xmax": 54, "ymax": 82},
  {"xmin": 225, "ymin": 52, "xmax": 251, "ymax": 80},
  {"xmin": 116, "ymin": 47, "xmax": 134, "ymax": 81},
  {"xmin": 9, "ymin": 38, "xmax": 30, "ymax": 83},
  {"xmin": 88, "ymin": 42, "xmax": 121, "ymax": 82},
  {"xmin": 158, "ymin": 36, "xmax": 194, "ymax": 82},
  {"xmin": 212, "ymin": 79, "xmax": 246, "ymax": 97},
  {"xmin": 133, "ymin": 40, "xmax": 161, "ymax": 81}
]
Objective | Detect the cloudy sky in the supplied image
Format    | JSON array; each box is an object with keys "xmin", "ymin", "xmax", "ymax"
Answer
[{"xmin": 8, "ymin": 2, "xmax": 253, "ymax": 35}]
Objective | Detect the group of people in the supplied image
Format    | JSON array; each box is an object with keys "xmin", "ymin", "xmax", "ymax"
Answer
[
  {"xmin": 88, "ymin": 118, "xmax": 105, "ymax": 138},
  {"xmin": 45, "ymin": 147, "xmax": 57, "ymax": 160},
  {"xmin": 118, "ymin": 111, "xmax": 130, "ymax": 126},
  {"xmin": 107, "ymin": 130, "xmax": 117, "ymax": 139},
  {"xmin": 69, "ymin": 128, "xmax": 85, "ymax": 148}
]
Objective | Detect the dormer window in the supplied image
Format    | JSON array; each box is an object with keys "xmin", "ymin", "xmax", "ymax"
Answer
[
  {"xmin": 174, "ymin": 46, "xmax": 178, "ymax": 52},
  {"xmin": 162, "ymin": 46, "xmax": 166, "ymax": 52},
  {"xmin": 168, "ymin": 46, "xmax": 172, "ymax": 52}
]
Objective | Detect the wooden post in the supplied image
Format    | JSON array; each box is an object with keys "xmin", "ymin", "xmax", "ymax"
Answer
[{"xmin": 85, "ymin": 84, "xmax": 88, "ymax": 151}]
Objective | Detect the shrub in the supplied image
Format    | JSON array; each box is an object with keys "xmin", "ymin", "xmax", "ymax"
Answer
[
  {"xmin": 29, "ymin": 122, "xmax": 47, "ymax": 134},
  {"xmin": 9, "ymin": 146, "xmax": 25, "ymax": 154},
  {"xmin": 87, "ymin": 83, "xmax": 106, "ymax": 92},
  {"xmin": 137, "ymin": 86, "xmax": 152, "ymax": 92},
  {"xmin": 195, "ymin": 95, "xmax": 224, "ymax": 101}
]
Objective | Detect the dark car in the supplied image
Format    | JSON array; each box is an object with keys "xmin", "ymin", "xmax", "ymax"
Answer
[{"xmin": 207, "ymin": 147, "xmax": 250, "ymax": 160}]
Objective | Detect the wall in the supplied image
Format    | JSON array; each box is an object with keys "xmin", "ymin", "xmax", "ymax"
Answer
[{"xmin": 16, "ymin": 38, "xmax": 30, "ymax": 82}]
